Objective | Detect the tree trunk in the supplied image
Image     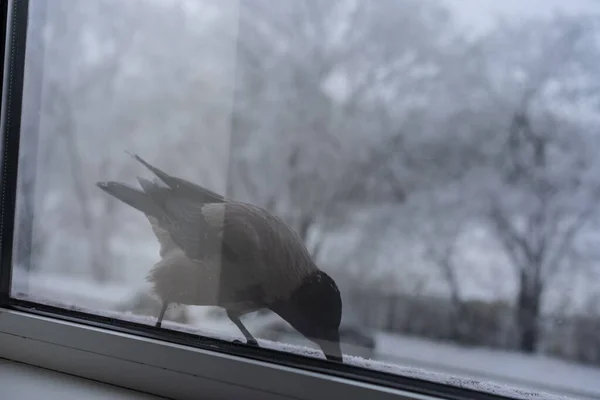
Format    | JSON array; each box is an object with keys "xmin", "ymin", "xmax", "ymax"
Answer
[
  {"xmin": 516, "ymin": 273, "xmax": 542, "ymax": 353},
  {"xmin": 385, "ymin": 294, "xmax": 399, "ymax": 332}
]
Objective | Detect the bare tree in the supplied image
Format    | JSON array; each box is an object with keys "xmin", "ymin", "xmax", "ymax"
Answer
[
  {"xmin": 229, "ymin": 0, "xmax": 459, "ymax": 256},
  {"xmin": 486, "ymin": 105, "xmax": 600, "ymax": 352},
  {"xmin": 472, "ymin": 16, "xmax": 600, "ymax": 353},
  {"xmin": 360, "ymin": 14, "xmax": 600, "ymax": 352},
  {"xmin": 40, "ymin": 0, "xmax": 143, "ymax": 282},
  {"xmin": 36, "ymin": 0, "xmax": 231, "ymax": 281}
]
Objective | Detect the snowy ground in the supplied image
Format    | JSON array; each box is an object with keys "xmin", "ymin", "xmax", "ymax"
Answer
[
  {"xmin": 10, "ymin": 272, "xmax": 600, "ymax": 400},
  {"xmin": 375, "ymin": 334, "xmax": 600, "ymax": 400}
]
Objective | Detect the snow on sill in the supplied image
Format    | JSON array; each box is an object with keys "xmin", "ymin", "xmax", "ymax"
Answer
[{"xmin": 10, "ymin": 292, "xmax": 573, "ymax": 400}]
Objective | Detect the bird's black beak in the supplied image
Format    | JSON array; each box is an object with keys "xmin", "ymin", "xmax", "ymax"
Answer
[{"xmin": 316, "ymin": 333, "xmax": 343, "ymax": 363}]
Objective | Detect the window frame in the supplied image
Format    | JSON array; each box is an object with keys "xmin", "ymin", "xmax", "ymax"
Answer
[
  {"xmin": 0, "ymin": 1, "xmax": 559, "ymax": 399},
  {"xmin": 1, "ymin": 308, "xmax": 442, "ymax": 400}
]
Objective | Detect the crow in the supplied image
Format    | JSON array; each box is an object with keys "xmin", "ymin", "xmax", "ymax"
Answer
[{"xmin": 96, "ymin": 154, "xmax": 343, "ymax": 362}]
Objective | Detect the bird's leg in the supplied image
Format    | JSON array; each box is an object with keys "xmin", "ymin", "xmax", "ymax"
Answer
[
  {"xmin": 155, "ymin": 300, "xmax": 169, "ymax": 328},
  {"xmin": 227, "ymin": 311, "xmax": 259, "ymax": 346}
]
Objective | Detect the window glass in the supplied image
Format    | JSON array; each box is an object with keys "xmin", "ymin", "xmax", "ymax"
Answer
[{"xmin": 10, "ymin": 1, "xmax": 600, "ymax": 398}]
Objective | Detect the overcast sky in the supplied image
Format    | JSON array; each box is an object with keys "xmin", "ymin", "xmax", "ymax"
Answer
[{"xmin": 442, "ymin": 0, "xmax": 600, "ymax": 34}]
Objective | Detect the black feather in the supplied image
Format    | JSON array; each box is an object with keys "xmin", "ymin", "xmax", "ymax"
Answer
[
  {"xmin": 127, "ymin": 152, "xmax": 225, "ymax": 204},
  {"xmin": 96, "ymin": 181, "xmax": 164, "ymax": 219}
]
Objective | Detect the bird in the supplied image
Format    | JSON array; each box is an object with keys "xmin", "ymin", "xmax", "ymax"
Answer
[{"xmin": 96, "ymin": 153, "xmax": 343, "ymax": 362}]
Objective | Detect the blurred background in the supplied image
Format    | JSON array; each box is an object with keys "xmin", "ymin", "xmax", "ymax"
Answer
[{"xmin": 10, "ymin": 0, "xmax": 600, "ymax": 397}]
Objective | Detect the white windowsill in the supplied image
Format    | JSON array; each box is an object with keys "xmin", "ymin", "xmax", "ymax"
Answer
[
  {"xmin": 0, "ymin": 359, "xmax": 166, "ymax": 400},
  {"xmin": 0, "ymin": 308, "xmax": 438, "ymax": 400}
]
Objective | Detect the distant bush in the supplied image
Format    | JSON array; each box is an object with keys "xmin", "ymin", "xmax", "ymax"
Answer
[
  {"xmin": 452, "ymin": 299, "xmax": 516, "ymax": 348},
  {"xmin": 543, "ymin": 315, "xmax": 600, "ymax": 366}
]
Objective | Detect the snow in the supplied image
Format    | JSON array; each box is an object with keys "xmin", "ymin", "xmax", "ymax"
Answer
[
  {"xmin": 11, "ymin": 275, "xmax": 600, "ymax": 400},
  {"xmin": 11, "ymin": 268, "xmax": 145, "ymax": 310},
  {"xmin": 376, "ymin": 333, "xmax": 600, "ymax": 400}
]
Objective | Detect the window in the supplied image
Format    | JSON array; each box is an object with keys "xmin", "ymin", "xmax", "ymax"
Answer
[{"xmin": 1, "ymin": 1, "xmax": 599, "ymax": 399}]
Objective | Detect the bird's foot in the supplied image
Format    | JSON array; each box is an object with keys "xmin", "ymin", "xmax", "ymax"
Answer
[{"xmin": 232, "ymin": 339, "xmax": 259, "ymax": 346}]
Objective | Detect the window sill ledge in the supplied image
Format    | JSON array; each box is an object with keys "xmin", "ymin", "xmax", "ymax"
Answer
[
  {"xmin": 0, "ymin": 308, "xmax": 438, "ymax": 400},
  {"xmin": 0, "ymin": 358, "xmax": 164, "ymax": 399}
]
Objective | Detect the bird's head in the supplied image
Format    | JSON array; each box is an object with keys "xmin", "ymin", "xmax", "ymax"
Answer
[{"xmin": 272, "ymin": 269, "xmax": 343, "ymax": 363}]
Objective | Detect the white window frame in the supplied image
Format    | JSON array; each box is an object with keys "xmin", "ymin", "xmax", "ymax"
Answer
[
  {"xmin": 0, "ymin": 1, "xmax": 532, "ymax": 399},
  {"xmin": 0, "ymin": 309, "xmax": 443, "ymax": 400}
]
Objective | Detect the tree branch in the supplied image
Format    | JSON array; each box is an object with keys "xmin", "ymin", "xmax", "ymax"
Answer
[
  {"xmin": 488, "ymin": 199, "xmax": 530, "ymax": 273},
  {"xmin": 544, "ymin": 186, "xmax": 600, "ymax": 282}
]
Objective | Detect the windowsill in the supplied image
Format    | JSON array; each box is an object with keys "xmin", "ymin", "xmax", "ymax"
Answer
[
  {"xmin": 1, "ymin": 307, "xmax": 589, "ymax": 400},
  {"xmin": 0, "ymin": 358, "xmax": 165, "ymax": 400},
  {"xmin": 1, "ymin": 308, "xmax": 436, "ymax": 400}
]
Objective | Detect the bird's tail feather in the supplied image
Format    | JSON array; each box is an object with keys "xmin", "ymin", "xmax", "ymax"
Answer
[
  {"xmin": 126, "ymin": 151, "xmax": 226, "ymax": 203},
  {"xmin": 96, "ymin": 181, "xmax": 164, "ymax": 218},
  {"xmin": 125, "ymin": 151, "xmax": 175, "ymax": 190}
]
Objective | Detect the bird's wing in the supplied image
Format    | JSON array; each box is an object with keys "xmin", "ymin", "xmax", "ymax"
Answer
[
  {"xmin": 96, "ymin": 180, "xmax": 179, "ymax": 257},
  {"xmin": 200, "ymin": 202, "xmax": 264, "ymax": 262},
  {"xmin": 132, "ymin": 176, "xmax": 215, "ymax": 261},
  {"xmin": 199, "ymin": 202, "xmax": 274, "ymax": 305},
  {"xmin": 201, "ymin": 202, "xmax": 314, "ymax": 304},
  {"xmin": 142, "ymin": 178, "xmax": 180, "ymax": 256},
  {"xmin": 163, "ymin": 198, "xmax": 227, "ymax": 261},
  {"xmin": 146, "ymin": 215, "xmax": 178, "ymax": 257}
]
